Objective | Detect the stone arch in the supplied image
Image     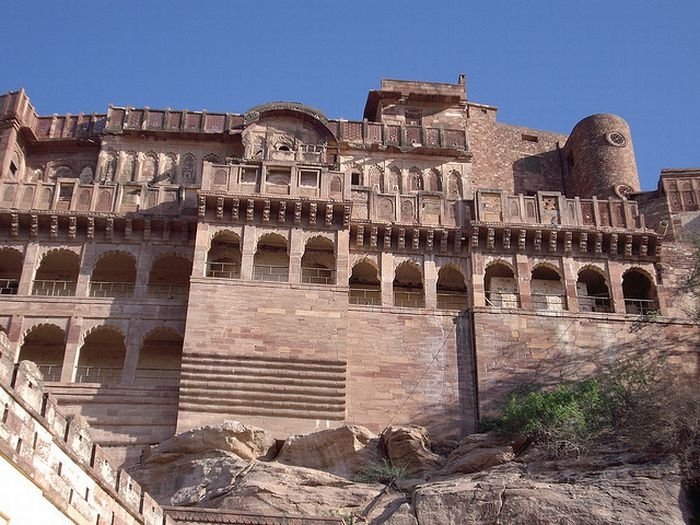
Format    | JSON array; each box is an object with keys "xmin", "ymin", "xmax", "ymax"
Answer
[
  {"xmin": 329, "ymin": 175, "xmax": 343, "ymax": 197},
  {"xmin": 484, "ymin": 260, "xmax": 518, "ymax": 307},
  {"xmin": 52, "ymin": 165, "xmax": 74, "ymax": 180},
  {"xmin": 378, "ymin": 197, "xmax": 395, "ymax": 221},
  {"xmin": 99, "ymin": 150, "xmax": 117, "ymax": 182},
  {"xmin": 147, "ymin": 253, "xmax": 192, "ymax": 298},
  {"xmin": 181, "ymin": 153, "xmax": 197, "ymax": 183},
  {"xmin": 136, "ymin": 327, "xmax": 183, "ymax": 386},
  {"xmin": 394, "ymin": 260, "xmax": 424, "ymax": 308},
  {"xmin": 18, "ymin": 323, "xmax": 66, "ymax": 381},
  {"xmin": 408, "ymin": 167, "xmax": 423, "ymax": 191},
  {"xmin": 79, "ymin": 165, "xmax": 94, "ymax": 184},
  {"xmin": 301, "ymin": 236, "xmax": 336, "ymax": 285},
  {"xmin": 0, "ymin": 247, "xmax": 23, "ymax": 295},
  {"xmin": 349, "ymin": 164, "xmax": 364, "ymax": 187},
  {"xmin": 121, "ymin": 152, "xmax": 137, "ymax": 181},
  {"xmin": 254, "ymin": 233, "xmax": 289, "ymax": 282},
  {"xmin": 76, "ymin": 325, "xmax": 126, "ymax": 384},
  {"xmin": 622, "ymin": 267, "xmax": 659, "ymax": 315},
  {"xmin": 531, "ymin": 263, "xmax": 566, "ymax": 311},
  {"xmin": 207, "ymin": 230, "xmax": 242, "ymax": 279},
  {"xmin": 577, "ymin": 265, "xmax": 612, "ymax": 313},
  {"xmin": 32, "ymin": 248, "xmax": 80, "ymax": 297},
  {"xmin": 349, "ymin": 258, "xmax": 381, "ymax": 305},
  {"xmin": 385, "ymin": 166, "xmax": 401, "ymax": 193},
  {"xmin": 90, "ymin": 250, "xmax": 137, "ymax": 298},
  {"xmin": 158, "ymin": 153, "xmax": 176, "ymax": 184},
  {"xmin": 425, "ymin": 168, "xmax": 442, "ymax": 192},
  {"xmin": 141, "ymin": 151, "xmax": 158, "ymax": 182},
  {"xmin": 366, "ymin": 165, "xmax": 383, "ymax": 192},
  {"xmin": 203, "ymin": 153, "xmax": 222, "ymax": 164},
  {"xmin": 447, "ymin": 170, "xmax": 463, "ymax": 199},
  {"xmin": 437, "ymin": 264, "xmax": 468, "ymax": 310}
]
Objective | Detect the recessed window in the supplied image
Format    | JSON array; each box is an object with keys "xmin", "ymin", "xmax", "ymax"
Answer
[
  {"xmin": 240, "ymin": 167, "xmax": 258, "ymax": 184},
  {"xmin": 351, "ymin": 172, "xmax": 362, "ymax": 186},
  {"xmin": 266, "ymin": 169, "xmax": 291, "ymax": 185},
  {"xmin": 521, "ymin": 134, "xmax": 539, "ymax": 143},
  {"xmin": 299, "ymin": 170, "xmax": 318, "ymax": 187},
  {"xmin": 9, "ymin": 161, "xmax": 18, "ymax": 177},
  {"xmin": 277, "ymin": 144, "xmax": 291, "ymax": 152},
  {"xmin": 59, "ymin": 184, "xmax": 74, "ymax": 201},
  {"xmin": 405, "ymin": 109, "xmax": 422, "ymax": 126}
]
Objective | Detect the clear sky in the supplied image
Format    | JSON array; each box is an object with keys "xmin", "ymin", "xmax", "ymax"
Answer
[{"xmin": 2, "ymin": 1, "xmax": 698, "ymax": 191}]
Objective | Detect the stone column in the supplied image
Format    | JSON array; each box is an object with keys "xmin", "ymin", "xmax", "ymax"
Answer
[
  {"xmin": 191, "ymin": 222, "xmax": 210, "ymax": 278},
  {"xmin": 381, "ymin": 252, "xmax": 394, "ymax": 306},
  {"xmin": 7, "ymin": 315, "xmax": 23, "ymax": 361},
  {"xmin": 60, "ymin": 316, "xmax": 83, "ymax": 383},
  {"xmin": 121, "ymin": 319, "xmax": 141, "ymax": 385},
  {"xmin": 561, "ymin": 259, "xmax": 579, "ymax": 313},
  {"xmin": 471, "ymin": 253, "xmax": 485, "ymax": 307},
  {"xmin": 240, "ymin": 224, "xmax": 256, "ymax": 281},
  {"xmin": 289, "ymin": 228, "xmax": 304, "ymax": 284},
  {"xmin": 17, "ymin": 242, "xmax": 40, "ymax": 296},
  {"xmin": 608, "ymin": 261, "xmax": 626, "ymax": 314},
  {"xmin": 134, "ymin": 244, "xmax": 151, "ymax": 299},
  {"xmin": 515, "ymin": 254, "xmax": 533, "ymax": 309},
  {"xmin": 424, "ymin": 257, "xmax": 437, "ymax": 309},
  {"xmin": 335, "ymin": 229, "xmax": 350, "ymax": 286},
  {"xmin": 75, "ymin": 244, "xmax": 93, "ymax": 298}
]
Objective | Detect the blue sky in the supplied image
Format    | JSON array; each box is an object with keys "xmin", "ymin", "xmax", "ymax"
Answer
[{"xmin": 2, "ymin": 1, "xmax": 698, "ymax": 190}]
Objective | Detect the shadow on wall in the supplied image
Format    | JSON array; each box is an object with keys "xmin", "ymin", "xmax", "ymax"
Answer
[{"xmin": 512, "ymin": 149, "xmax": 564, "ymax": 196}]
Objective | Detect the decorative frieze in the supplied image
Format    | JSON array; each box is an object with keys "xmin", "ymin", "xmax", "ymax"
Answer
[
  {"xmin": 262, "ymin": 199, "xmax": 270, "ymax": 223},
  {"xmin": 533, "ymin": 230, "xmax": 542, "ymax": 252},
  {"xmin": 486, "ymin": 227, "xmax": 495, "ymax": 249},
  {"xmin": 384, "ymin": 226, "xmax": 392, "ymax": 250},
  {"xmin": 370, "ymin": 226, "xmax": 378, "ymax": 249},
  {"xmin": 309, "ymin": 202, "xmax": 317, "ymax": 226},
  {"xmin": 69, "ymin": 217, "xmax": 77, "ymax": 240},
  {"xmin": 50, "ymin": 215, "xmax": 58, "ymax": 239},
  {"xmin": 216, "ymin": 197, "xmax": 225, "ymax": 220},
  {"xmin": 502, "ymin": 228, "xmax": 511, "ymax": 250},
  {"xmin": 356, "ymin": 225, "xmax": 364, "ymax": 247}
]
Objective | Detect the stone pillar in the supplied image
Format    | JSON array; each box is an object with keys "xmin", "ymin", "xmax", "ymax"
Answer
[
  {"xmin": 121, "ymin": 320, "xmax": 141, "ymax": 385},
  {"xmin": 608, "ymin": 261, "xmax": 626, "ymax": 314},
  {"xmin": 134, "ymin": 244, "xmax": 151, "ymax": 299},
  {"xmin": 75, "ymin": 244, "xmax": 93, "ymax": 298},
  {"xmin": 289, "ymin": 228, "xmax": 304, "ymax": 284},
  {"xmin": 424, "ymin": 257, "xmax": 437, "ymax": 309},
  {"xmin": 336, "ymin": 229, "xmax": 350, "ymax": 286},
  {"xmin": 192, "ymin": 222, "xmax": 210, "ymax": 278},
  {"xmin": 7, "ymin": 315, "xmax": 23, "ymax": 361},
  {"xmin": 240, "ymin": 225, "xmax": 256, "ymax": 281},
  {"xmin": 17, "ymin": 242, "xmax": 40, "ymax": 296},
  {"xmin": 515, "ymin": 254, "xmax": 533, "ymax": 309},
  {"xmin": 561, "ymin": 259, "xmax": 579, "ymax": 313},
  {"xmin": 60, "ymin": 316, "xmax": 83, "ymax": 383},
  {"xmin": 381, "ymin": 252, "xmax": 394, "ymax": 306},
  {"xmin": 471, "ymin": 253, "xmax": 485, "ymax": 307}
]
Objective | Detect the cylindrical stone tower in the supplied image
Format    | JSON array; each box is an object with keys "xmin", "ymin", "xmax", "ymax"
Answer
[{"xmin": 563, "ymin": 114, "xmax": 640, "ymax": 199}]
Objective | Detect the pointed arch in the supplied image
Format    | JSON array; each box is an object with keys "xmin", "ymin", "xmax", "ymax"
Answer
[
  {"xmin": 622, "ymin": 267, "xmax": 659, "ymax": 315},
  {"xmin": 18, "ymin": 323, "xmax": 66, "ymax": 381},
  {"xmin": 531, "ymin": 263, "xmax": 566, "ymax": 311},
  {"xmin": 484, "ymin": 260, "xmax": 518, "ymax": 308},
  {"xmin": 577, "ymin": 265, "xmax": 612, "ymax": 313},
  {"xmin": 349, "ymin": 258, "xmax": 381, "ymax": 305},
  {"xmin": 301, "ymin": 236, "xmax": 336, "ymax": 285},
  {"xmin": 32, "ymin": 249, "xmax": 80, "ymax": 297},
  {"xmin": 135, "ymin": 327, "xmax": 183, "ymax": 386},
  {"xmin": 90, "ymin": 250, "xmax": 137, "ymax": 298},
  {"xmin": 147, "ymin": 253, "xmax": 192, "ymax": 298},
  {"xmin": 437, "ymin": 264, "xmax": 468, "ymax": 310},
  {"xmin": 254, "ymin": 233, "xmax": 289, "ymax": 282},
  {"xmin": 207, "ymin": 230, "xmax": 242, "ymax": 279},
  {"xmin": 76, "ymin": 325, "xmax": 126, "ymax": 384},
  {"xmin": 394, "ymin": 260, "xmax": 424, "ymax": 308},
  {"xmin": 0, "ymin": 247, "xmax": 23, "ymax": 295}
]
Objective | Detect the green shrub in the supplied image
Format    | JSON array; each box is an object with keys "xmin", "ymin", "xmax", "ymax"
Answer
[{"xmin": 354, "ymin": 459, "xmax": 407, "ymax": 484}]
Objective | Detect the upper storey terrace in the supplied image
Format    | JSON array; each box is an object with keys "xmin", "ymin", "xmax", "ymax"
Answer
[{"xmin": 0, "ymin": 76, "xmax": 656, "ymax": 237}]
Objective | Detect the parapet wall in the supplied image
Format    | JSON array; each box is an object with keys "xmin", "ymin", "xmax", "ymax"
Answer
[{"xmin": 0, "ymin": 331, "xmax": 170, "ymax": 525}]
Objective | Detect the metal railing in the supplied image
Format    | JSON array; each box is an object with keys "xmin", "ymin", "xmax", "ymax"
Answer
[
  {"xmin": 146, "ymin": 283, "xmax": 189, "ymax": 299},
  {"xmin": 394, "ymin": 289, "xmax": 426, "ymax": 308},
  {"xmin": 35, "ymin": 363, "xmax": 62, "ymax": 382},
  {"xmin": 32, "ymin": 280, "xmax": 77, "ymax": 297},
  {"xmin": 253, "ymin": 264, "xmax": 289, "ymax": 282},
  {"xmin": 134, "ymin": 368, "xmax": 181, "ymax": 386},
  {"xmin": 532, "ymin": 293, "xmax": 567, "ymax": 311},
  {"xmin": 437, "ymin": 292, "xmax": 468, "ymax": 310},
  {"xmin": 578, "ymin": 295, "xmax": 613, "ymax": 313},
  {"xmin": 75, "ymin": 366, "xmax": 122, "ymax": 385},
  {"xmin": 89, "ymin": 281, "xmax": 135, "ymax": 298},
  {"xmin": 301, "ymin": 267, "xmax": 336, "ymax": 285},
  {"xmin": 349, "ymin": 287, "xmax": 382, "ymax": 306},
  {"xmin": 624, "ymin": 298, "xmax": 659, "ymax": 316},
  {"xmin": 485, "ymin": 291, "xmax": 520, "ymax": 308},
  {"xmin": 0, "ymin": 279, "xmax": 19, "ymax": 295},
  {"xmin": 206, "ymin": 261, "xmax": 241, "ymax": 279}
]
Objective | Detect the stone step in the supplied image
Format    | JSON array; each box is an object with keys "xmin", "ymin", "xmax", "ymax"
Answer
[
  {"xmin": 182, "ymin": 379, "xmax": 344, "ymax": 397},
  {"xmin": 178, "ymin": 398, "xmax": 346, "ymax": 420},
  {"xmin": 182, "ymin": 386, "xmax": 345, "ymax": 405},
  {"xmin": 180, "ymin": 364, "xmax": 346, "ymax": 383},
  {"xmin": 185, "ymin": 352, "xmax": 347, "ymax": 368},
  {"xmin": 182, "ymin": 355, "xmax": 347, "ymax": 375},
  {"xmin": 179, "ymin": 370, "xmax": 345, "ymax": 389}
]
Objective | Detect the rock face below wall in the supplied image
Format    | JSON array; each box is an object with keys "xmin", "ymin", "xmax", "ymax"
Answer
[{"xmin": 128, "ymin": 421, "xmax": 692, "ymax": 525}]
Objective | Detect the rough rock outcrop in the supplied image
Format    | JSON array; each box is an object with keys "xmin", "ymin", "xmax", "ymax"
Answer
[
  {"xmin": 381, "ymin": 426, "xmax": 444, "ymax": 476},
  {"xmin": 141, "ymin": 420, "xmax": 277, "ymax": 463},
  {"xmin": 276, "ymin": 425, "xmax": 382, "ymax": 478},
  {"xmin": 438, "ymin": 432, "xmax": 516, "ymax": 475}
]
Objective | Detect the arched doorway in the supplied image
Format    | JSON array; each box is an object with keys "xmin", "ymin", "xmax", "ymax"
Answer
[
  {"xmin": 32, "ymin": 249, "xmax": 80, "ymax": 296},
  {"xmin": 18, "ymin": 324, "xmax": 66, "ymax": 381},
  {"xmin": 531, "ymin": 265, "xmax": 566, "ymax": 311},
  {"xmin": 577, "ymin": 267, "xmax": 611, "ymax": 313},
  {"xmin": 147, "ymin": 254, "xmax": 192, "ymax": 298},
  {"xmin": 76, "ymin": 327, "xmax": 126, "ymax": 384},
  {"xmin": 301, "ymin": 237, "xmax": 336, "ymax": 285},
  {"xmin": 484, "ymin": 262, "xmax": 518, "ymax": 307},
  {"xmin": 394, "ymin": 262, "xmax": 425, "ymax": 308},
  {"xmin": 349, "ymin": 260, "xmax": 381, "ymax": 305},
  {"xmin": 135, "ymin": 328, "xmax": 183, "ymax": 387},
  {"xmin": 253, "ymin": 233, "xmax": 289, "ymax": 282},
  {"xmin": 436, "ymin": 265, "xmax": 468, "ymax": 310},
  {"xmin": 0, "ymin": 247, "xmax": 22, "ymax": 295},
  {"xmin": 206, "ymin": 231, "xmax": 242, "ymax": 279},
  {"xmin": 622, "ymin": 268, "xmax": 659, "ymax": 315},
  {"xmin": 90, "ymin": 251, "xmax": 137, "ymax": 298}
]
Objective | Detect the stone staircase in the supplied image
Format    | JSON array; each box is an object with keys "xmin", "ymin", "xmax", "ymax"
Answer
[{"xmin": 179, "ymin": 353, "xmax": 347, "ymax": 421}]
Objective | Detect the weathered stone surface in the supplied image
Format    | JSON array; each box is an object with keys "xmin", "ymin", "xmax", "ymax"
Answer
[
  {"xmin": 276, "ymin": 424, "xmax": 383, "ymax": 478},
  {"xmin": 141, "ymin": 420, "xmax": 277, "ymax": 463},
  {"xmin": 413, "ymin": 459, "xmax": 688, "ymax": 525},
  {"xmin": 381, "ymin": 426, "xmax": 444, "ymax": 476},
  {"xmin": 439, "ymin": 432, "xmax": 515, "ymax": 475}
]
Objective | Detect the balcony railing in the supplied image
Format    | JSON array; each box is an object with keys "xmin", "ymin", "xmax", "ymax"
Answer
[
  {"xmin": 206, "ymin": 261, "xmax": 241, "ymax": 279},
  {"xmin": 253, "ymin": 265, "xmax": 289, "ymax": 283},
  {"xmin": 32, "ymin": 280, "xmax": 77, "ymax": 297},
  {"xmin": 532, "ymin": 293, "xmax": 567, "ymax": 311},
  {"xmin": 394, "ymin": 289, "xmax": 426, "ymax": 308},
  {"xmin": 301, "ymin": 267, "xmax": 336, "ymax": 285},
  {"xmin": 578, "ymin": 295, "xmax": 613, "ymax": 313},
  {"xmin": 0, "ymin": 279, "xmax": 19, "ymax": 295},
  {"xmin": 437, "ymin": 292, "xmax": 468, "ymax": 310},
  {"xmin": 35, "ymin": 363, "xmax": 62, "ymax": 382},
  {"xmin": 349, "ymin": 287, "xmax": 381, "ymax": 306},
  {"xmin": 89, "ymin": 281, "xmax": 135, "ymax": 298},
  {"xmin": 75, "ymin": 366, "xmax": 122, "ymax": 385},
  {"xmin": 624, "ymin": 298, "xmax": 659, "ymax": 316},
  {"xmin": 146, "ymin": 283, "xmax": 189, "ymax": 299},
  {"xmin": 134, "ymin": 368, "xmax": 181, "ymax": 386},
  {"xmin": 485, "ymin": 291, "xmax": 520, "ymax": 308}
]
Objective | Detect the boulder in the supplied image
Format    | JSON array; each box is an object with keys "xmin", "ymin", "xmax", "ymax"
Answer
[
  {"xmin": 276, "ymin": 424, "xmax": 383, "ymax": 478},
  {"xmin": 439, "ymin": 433, "xmax": 515, "ymax": 475},
  {"xmin": 381, "ymin": 426, "xmax": 444, "ymax": 476},
  {"xmin": 141, "ymin": 420, "xmax": 277, "ymax": 463}
]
